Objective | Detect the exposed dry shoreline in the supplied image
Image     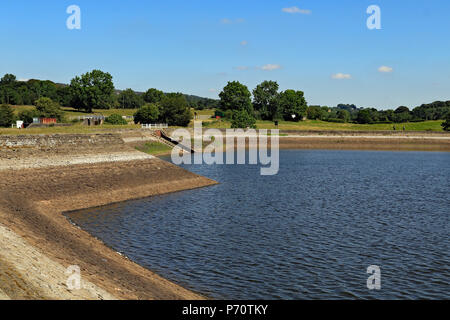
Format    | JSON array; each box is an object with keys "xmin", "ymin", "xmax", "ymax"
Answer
[
  {"xmin": 0, "ymin": 134, "xmax": 217, "ymax": 300},
  {"xmin": 0, "ymin": 130, "xmax": 449, "ymax": 300},
  {"xmin": 0, "ymin": 158, "xmax": 217, "ymax": 299}
]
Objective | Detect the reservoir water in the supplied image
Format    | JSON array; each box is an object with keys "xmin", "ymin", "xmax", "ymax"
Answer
[{"xmin": 67, "ymin": 150, "xmax": 450, "ymax": 299}]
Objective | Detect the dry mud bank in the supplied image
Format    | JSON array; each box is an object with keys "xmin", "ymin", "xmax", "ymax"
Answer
[
  {"xmin": 277, "ymin": 135, "xmax": 450, "ymax": 151},
  {"xmin": 0, "ymin": 133, "xmax": 217, "ymax": 300}
]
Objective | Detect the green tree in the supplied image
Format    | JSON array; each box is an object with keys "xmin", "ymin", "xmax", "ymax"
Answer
[
  {"xmin": 0, "ymin": 74, "xmax": 19, "ymax": 105},
  {"xmin": 336, "ymin": 109, "xmax": 350, "ymax": 122},
  {"xmin": 143, "ymin": 88, "xmax": 165, "ymax": 104},
  {"xmin": 159, "ymin": 95, "xmax": 192, "ymax": 126},
  {"xmin": 307, "ymin": 105, "xmax": 325, "ymax": 120},
  {"xmin": 105, "ymin": 114, "xmax": 128, "ymax": 125},
  {"xmin": 69, "ymin": 70, "xmax": 115, "ymax": 112},
  {"xmin": 134, "ymin": 103, "xmax": 160, "ymax": 124},
  {"xmin": 34, "ymin": 97, "xmax": 63, "ymax": 121},
  {"xmin": 278, "ymin": 90, "xmax": 307, "ymax": 121},
  {"xmin": 253, "ymin": 81, "xmax": 279, "ymax": 120},
  {"xmin": 118, "ymin": 89, "xmax": 143, "ymax": 109},
  {"xmin": 56, "ymin": 85, "xmax": 72, "ymax": 107},
  {"xmin": 442, "ymin": 113, "xmax": 450, "ymax": 131},
  {"xmin": 0, "ymin": 104, "xmax": 15, "ymax": 127},
  {"xmin": 0, "ymin": 74, "xmax": 17, "ymax": 85},
  {"xmin": 231, "ymin": 109, "xmax": 257, "ymax": 129},
  {"xmin": 356, "ymin": 109, "xmax": 373, "ymax": 124},
  {"xmin": 219, "ymin": 81, "xmax": 253, "ymax": 114},
  {"xmin": 18, "ymin": 108, "xmax": 39, "ymax": 124}
]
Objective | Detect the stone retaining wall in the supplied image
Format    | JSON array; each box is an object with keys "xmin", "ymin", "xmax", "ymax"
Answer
[{"xmin": 0, "ymin": 134, "xmax": 125, "ymax": 159}]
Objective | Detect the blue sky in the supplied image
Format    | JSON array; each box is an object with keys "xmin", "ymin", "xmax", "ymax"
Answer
[{"xmin": 1, "ymin": 0, "xmax": 450, "ymax": 109}]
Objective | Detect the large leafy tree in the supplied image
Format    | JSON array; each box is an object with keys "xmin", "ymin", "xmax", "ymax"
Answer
[
  {"xmin": 253, "ymin": 80, "xmax": 279, "ymax": 120},
  {"xmin": 253, "ymin": 81, "xmax": 279, "ymax": 120},
  {"xmin": 143, "ymin": 88, "xmax": 165, "ymax": 104},
  {"xmin": 219, "ymin": 81, "xmax": 253, "ymax": 114},
  {"xmin": 134, "ymin": 103, "xmax": 160, "ymax": 124},
  {"xmin": 159, "ymin": 94, "xmax": 192, "ymax": 126},
  {"xmin": 118, "ymin": 89, "xmax": 144, "ymax": 109},
  {"xmin": 278, "ymin": 89, "xmax": 307, "ymax": 121},
  {"xmin": 0, "ymin": 104, "xmax": 15, "ymax": 127},
  {"xmin": 69, "ymin": 70, "xmax": 115, "ymax": 112}
]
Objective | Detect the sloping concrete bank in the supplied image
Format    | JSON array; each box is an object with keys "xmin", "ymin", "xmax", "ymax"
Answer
[
  {"xmin": 160, "ymin": 128, "xmax": 450, "ymax": 152},
  {"xmin": 0, "ymin": 134, "xmax": 217, "ymax": 300}
]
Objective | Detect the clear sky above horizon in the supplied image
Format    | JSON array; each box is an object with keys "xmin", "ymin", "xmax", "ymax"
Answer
[{"xmin": 1, "ymin": 0, "xmax": 449, "ymax": 109}]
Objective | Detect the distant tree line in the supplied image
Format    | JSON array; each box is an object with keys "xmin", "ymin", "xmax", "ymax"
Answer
[
  {"xmin": 0, "ymin": 71, "xmax": 193, "ymax": 127},
  {"xmin": 1, "ymin": 72, "xmax": 449, "ymax": 129},
  {"xmin": 214, "ymin": 80, "xmax": 450, "ymax": 128},
  {"xmin": 317, "ymin": 102, "xmax": 450, "ymax": 125}
]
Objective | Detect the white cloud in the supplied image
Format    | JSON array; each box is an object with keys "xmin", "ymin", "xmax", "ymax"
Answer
[
  {"xmin": 282, "ymin": 6, "xmax": 312, "ymax": 14},
  {"xmin": 208, "ymin": 88, "xmax": 217, "ymax": 92},
  {"xmin": 260, "ymin": 64, "xmax": 282, "ymax": 71},
  {"xmin": 18, "ymin": 78, "xmax": 29, "ymax": 82},
  {"xmin": 240, "ymin": 40, "xmax": 248, "ymax": 46},
  {"xmin": 331, "ymin": 73, "xmax": 352, "ymax": 80},
  {"xmin": 378, "ymin": 66, "xmax": 393, "ymax": 73},
  {"xmin": 221, "ymin": 18, "xmax": 245, "ymax": 24}
]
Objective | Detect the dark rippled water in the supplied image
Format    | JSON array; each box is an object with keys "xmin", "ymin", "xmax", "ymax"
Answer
[{"xmin": 67, "ymin": 150, "xmax": 449, "ymax": 299}]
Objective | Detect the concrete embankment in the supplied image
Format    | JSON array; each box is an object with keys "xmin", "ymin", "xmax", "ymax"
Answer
[
  {"xmin": 157, "ymin": 129, "xmax": 450, "ymax": 152},
  {"xmin": 0, "ymin": 133, "xmax": 217, "ymax": 300}
]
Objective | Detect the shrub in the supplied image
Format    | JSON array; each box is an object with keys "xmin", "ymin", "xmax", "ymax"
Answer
[
  {"xmin": 18, "ymin": 108, "xmax": 39, "ymax": 124},
  {"xmin": 0, "ymin": 104, "xmax": 15, "ymax": 127},
  {"xmin": 442, "ymin": 113, "xmax": 450, "ymax": 131},
  {"xmin": 134, "ymin": 103, "xmax": 160, "ymax": 124},
  {"xmin": 325, "ymin": 118, "xmax": 345, "ymax": 123},
  {"xmin": 34, "ymin": 97, "xmax": 63, "ymax": 121},
  {"xmin": 106, "ymin": 113, "xmax": 127, "ymax": 125},
  {"xmin": 231, "ymin": 109, "xmax": 256, "ymax": 129}
]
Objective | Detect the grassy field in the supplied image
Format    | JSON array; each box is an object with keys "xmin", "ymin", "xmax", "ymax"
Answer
[
  {"xmin": 0, "ymin": 123, "xmax": 140, "ymax": 135},
  {"xmin": 5, "ymin": 106, "xmax": 446, "ymax": 134},
  {"xmin": 194, "ymin": 109, "xmax": 215, "ymax": 116},
  {"xmin": 202, "ymin": 119, "xmax": 445, "ymax": 132},
  {"xmin": 136, "ymin": 141, "xmax": 173, "ymax": 156}
]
